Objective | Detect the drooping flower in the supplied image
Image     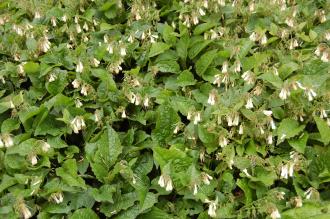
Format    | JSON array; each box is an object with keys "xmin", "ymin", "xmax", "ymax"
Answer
[
  {"xmin": 245, "ymin": 98, "xmax": 254, "ymax": 109},
  {"xmin": 42, "ymin": 141, "xmax": 51, "ymax": 152},
  {"xmin": 91, "ymin": 58, "xmax": 100, "ymax": 67},
  {"xmin": 70, "ymin": 116, "xmax": 86, "ymax": 133},
  {"xmin": 2, "ymin": 134, "xmax": 14, "ymax": 148},
  {"xmin": 267, "ymin": 134, "xmax": 273, "ymax": 145},
  {"xmin": 39, "ymin": 36, "xmax": 51, "ymax": 53},
  {"xmin": 207, "ymin": 90, "xmax": 217, "ymax": 105},
  {"xmin": 201, "ymin": 172, "xmax": 213, "ymax": 185},
  {"xmin": 50, "ymin": 192, "xmax": 64, "ymax": 204},
  {"xmin": 219, "ymin": 136, "xmax": 228, "ymax": 147},
  {"xmin": 241, "ymin": 71, "xmax": 255, "ymax": 84},
  {"xmin": 243, "ymin": 168, "xmax": 251, "ymax": 177},
  {"xmin": 222, "ymin": 61, "xmax": 228, "ymax": 73},
  {"xmin": 17, "ymin": 201, "xmax": 32, "ymax": 219},
  {"xmin": 80, "ymin": 84, "xmax": 89, "ymax": 96},
  {"xmin": 158, "ymin": 174, "xmax": 173, "ymax": 192},
  {"xmin": 51, "ymin": 16, "xmax": 57, "ymax": 27},
  {"xmin": 306, "ymin": 88, "xmax": 317, "ymax": 101},
  {"xmin": 263, "ymin": 110, "xmax": 273, "ymax": 117},
  {"xmin": 239, "ymin": 124, "xmax": 244, "ymax": 134},
  {"xmin": 76, "ymin": 60, "xmax": 83, "ymax": 73},
  {"xmin": 193, "ymin": 112, "xmax": 201, "ymax": 125},
  {"xmin": 30, "ymin": 155, "xmax": 38, "ymax": 166},
  {"xmin": 279, "ymin": 87, "xmax": 290, "ymax": 100},
  {"xmin": 270, "ymin": 208, "xmax": 281, "ymax": 219},
  {"xmin": 72, "ymin": 79, "xmax": 81, "ymax": 88},
  {"xmin": 204, "ymin": 197, "xmax": 218, "ymax": 218},
  {"xmin": 121, "ymin": 109, "xmax": 127, "ymax": 118},
  {"xmin": 294, "ymin": 196, "xmax": 303, "ymax": 208}
]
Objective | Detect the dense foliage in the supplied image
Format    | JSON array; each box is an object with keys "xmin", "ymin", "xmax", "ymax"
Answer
[{"xmin": 1, "ymin": 0, "xmax": 330, "ymax": 218}]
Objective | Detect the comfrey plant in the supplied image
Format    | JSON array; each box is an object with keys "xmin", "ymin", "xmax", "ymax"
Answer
[{"xmin": 0, "ymin": 0, "xmax": 329, "ymax": 218}]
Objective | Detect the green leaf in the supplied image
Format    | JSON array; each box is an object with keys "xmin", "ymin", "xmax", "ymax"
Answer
[
  {"xmin": 88, "ymin": 125, "xmax": 123, "ymax": 182},
  {"xmin": 277, "ymin": 118, "xmax": 305, "ymax": 143},
  {"xmin": 152, "ymin": 104, "xmax": 179, "ymax": 145},
  {"xmin": 237, "ymin": 178, "xmax": 253, "ymax": 204},
  {"xmin": 23, "ymin": 62, "xmax": 40, "ymax": 74},
  {"xmin": 155, "ymin": 60, "xmax": 180, "ymax": 74},
  {"xmin": 176, "ymin": 70, "xmax": 196, "ymax": 87},
  {"xmin": 188, "ymin": 40, "xmax": 211, "ymax": 59},
  {"xmin": 258, "ymin": 72, "xmax": 283, "ymax": 88},
  {"xmin": 314, "ymin": 116, "xmax": 330, "ymax": 145},
  {"xmin": 176, "ymin": 34, "xmax": 189, "ymax": 61},
  {"xmin": 139, "ymin": 207, "xmax": 172, "ymax": 219},
  {"xmin": 70, "ymin": 208, "xmax": 99, "ymax": 219},
  {"xmin": 100, "ymin": 192, "xmax": 138, "ymax": 217},
  {"xmin": 56, "ymin": 159, "xmax": 87, "ymax": 189},
  {"xmin": 279, "ymin": 62, "xmax": 299, "ymax": 79},
  {"xmin": 288, "ymin": 133, "xmax": 308, "ymax": 153},
  {"xmin": 148, "ymin": 43, "xmax": 171, "ymax": 58},
  {"xmin": 195, "ymin": 49, "xmax": 218, "ymax": 76},
  {"xmin": 282, "ymin": 203, "xmax": 330, "ymax": 219},
  {"xmin": 193, "ymin": 22, "xmax": 216, "ymax": 35},
  {"xmin": 1, "ymin": 118, "xmax": 20, "ymax": 133}
]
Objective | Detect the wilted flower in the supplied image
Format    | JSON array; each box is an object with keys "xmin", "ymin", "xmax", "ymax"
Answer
[
  {"xmin": 70, "ymin": 116, "xmax": 86, "ymax": 133},
  {"xmin": 270, "ymin": 208, "xmax": 281, "ymax": 219},
  {"xmin": 158, "ymin": 174, "xmax": 173, "ymax": 192},
  {"xmin": 204, "ymin": 197, "xmax": 218, "ymax": 218},
  {"xmin": 76, "ymin": 60, "xmax": 83, "ymax": 73},
  {"xmin": 193, "ymin": 183, "xmax": 199, "ymax": 195}
]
